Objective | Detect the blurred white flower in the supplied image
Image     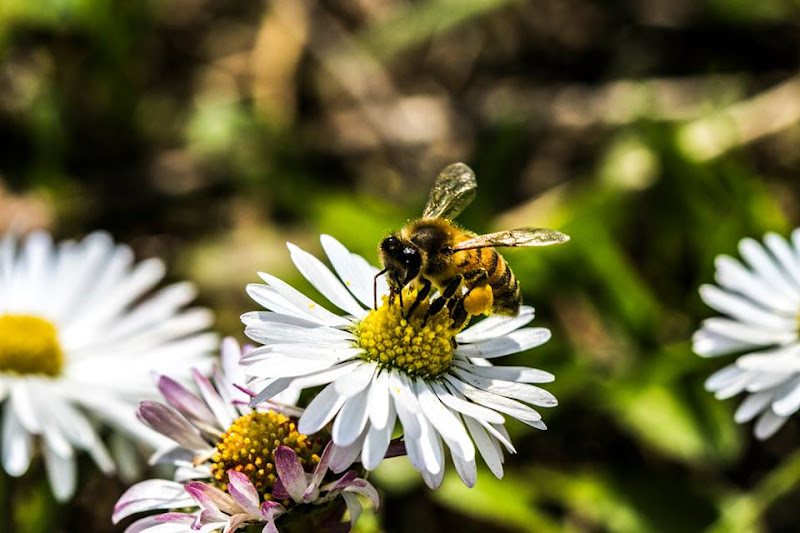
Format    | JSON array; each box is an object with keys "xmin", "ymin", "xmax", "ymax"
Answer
[
  {"xmin": 0, "ymin": 230, "xmax": 217, "ymax": 500},
  {"xmin": 694, "ymin": 230, "xmax": 800, "ymax": 439},
  {"xmin": 241, "ymin": 235, "xmax": 557, "ymax": 488}
]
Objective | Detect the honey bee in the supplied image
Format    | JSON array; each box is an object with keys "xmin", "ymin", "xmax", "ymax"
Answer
[{"xmin": 377, "ymin": 162, "xmax": 569, "ymax": 328}]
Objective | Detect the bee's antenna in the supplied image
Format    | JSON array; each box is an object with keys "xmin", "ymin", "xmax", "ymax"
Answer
[{"xmin": 374, "ymin": 268, "xmax": 388, "ymax": 310}]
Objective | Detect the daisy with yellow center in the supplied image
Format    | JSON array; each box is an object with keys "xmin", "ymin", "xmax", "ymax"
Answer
[
  {"xmin": 114, "ymin": 337, "xmax": 378, "ymax": 533},
  {"xmin": 241, "ymin": 235, "xmax": 557, "ymax": 488},
  {"xmin": 0, "ymin": 231, "xmax": 216, "ymax": 501},
  {"xmin": 694, "ymin": 229, "xmax": 800, "ymax": 439}
]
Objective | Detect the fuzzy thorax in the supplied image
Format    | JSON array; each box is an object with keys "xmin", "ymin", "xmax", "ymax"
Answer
[{"xmin": 0, "ymin": 314, "xmax": 64, "ymax": 377}]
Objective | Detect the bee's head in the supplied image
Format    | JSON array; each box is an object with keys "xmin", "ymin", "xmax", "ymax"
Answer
[{"xmin": 379, "ymin": 235, "xmax": 421, "ymax": 286}]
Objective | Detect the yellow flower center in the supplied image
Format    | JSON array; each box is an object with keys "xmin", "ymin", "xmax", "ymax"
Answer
[
  {"xmin": 211, "ymin": 411, "xmax": 324, "ymax": 498},
  {"xmin": 356, "ymin": 288, "xmax": 458, "ymax": 378},
  {"xmin": 0, "ymin": 314, "xmax": 64, "ymax": 377}
]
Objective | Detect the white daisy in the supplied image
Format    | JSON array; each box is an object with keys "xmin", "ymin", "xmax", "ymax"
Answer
[
  {"xmin": 114, "ymin": 338, "xmax": 378, "ymax": 533},
  {"xmin": 241, "ymin": 235, "xmax": 557, "ymax": 488},
  {"xmin": 0, "ymin": 230, "xmax": 217, "ymax": 500},
  {"xmin": 694, "ymin": 229, "xmax": 800, "ymax": 439},
  {"xmin": 114, "ymin": 446, "xmax": 379, "ymax": 533}
]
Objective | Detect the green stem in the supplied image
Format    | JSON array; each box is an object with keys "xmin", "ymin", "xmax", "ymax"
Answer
[{"xmin": 707, "ymin": 449, "xmax": 800, "ymax": 533}]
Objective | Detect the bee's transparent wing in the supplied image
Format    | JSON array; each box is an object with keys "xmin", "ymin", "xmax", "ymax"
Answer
[
  {"xmin": 452, "ymin": 228, "xmax": 570, "ymax": 251},
  {"xmin": 421, "ymin": 162, "xmax": 477, "ymax": 220}
]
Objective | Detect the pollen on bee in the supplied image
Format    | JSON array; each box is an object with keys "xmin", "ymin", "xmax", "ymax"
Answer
[{"xmin": 463, "ymin": 285, "xmax": 494, "ymax": 316}]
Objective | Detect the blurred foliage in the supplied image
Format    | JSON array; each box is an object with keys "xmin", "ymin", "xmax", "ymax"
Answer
[{"xmin": 2, "ymin": 0, "xmax": 800, "ymax": 532}]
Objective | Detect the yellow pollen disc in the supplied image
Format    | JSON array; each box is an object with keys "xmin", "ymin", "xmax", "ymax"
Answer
[
  {"xmin": 210, "ymin": 411, "xmax": 324, "ymax": 498},
  {"xmin": 356, "ymin": 288, "xmax": 457, "ymax": 378},
  {"xmin": 0, "ymin": 315, "xmax": 64, "ymax": 377}
]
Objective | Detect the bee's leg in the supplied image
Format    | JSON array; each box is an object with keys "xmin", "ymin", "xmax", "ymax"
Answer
[
  {"xmin": 406, "ymin": 277, "xmax": 432, "ymax": 318},
  {"xmin": 426, "ymin": 275, "xmax": 463, "ymax": 322},
  {"xmin": 450, "ymin": 298, "xmax": 470, "ymax": 331},
  {"xmin": 374, "ymin": 268, "xmax": 388, "ymax": 310},
  {"xmin": 463, "ymin": 268, "xmax": 489, "ymax": 284}
]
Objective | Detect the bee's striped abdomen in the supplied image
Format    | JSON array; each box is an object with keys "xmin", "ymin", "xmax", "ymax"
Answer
[{"xmin": 486, "ymin": 249, "xmax": 520, "ymax": 315}]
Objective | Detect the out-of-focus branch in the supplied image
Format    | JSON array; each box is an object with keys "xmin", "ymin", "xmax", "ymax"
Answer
[{"xmin": 678, "ymin": 75, "xmax": 800, "ymax": 161}]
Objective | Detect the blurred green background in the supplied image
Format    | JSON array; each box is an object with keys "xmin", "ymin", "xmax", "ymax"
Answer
[{"xmin": 2, "ymin": 0, "xmax": 800, "ymax": 531}]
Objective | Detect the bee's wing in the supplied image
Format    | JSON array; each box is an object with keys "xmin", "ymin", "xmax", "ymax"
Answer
[
  {"xmin": 421, "ymin": 162, "xmax": 477, "ymax": 220},
  {"xmin": 452, "ymin": 228, "xmax": 570, "ymax": 251}
]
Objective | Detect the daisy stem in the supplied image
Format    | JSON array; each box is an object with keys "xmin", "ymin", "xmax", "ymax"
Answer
[{"xmin": 707, "ymin": 448, "xmax": 800, "ymax": 532}]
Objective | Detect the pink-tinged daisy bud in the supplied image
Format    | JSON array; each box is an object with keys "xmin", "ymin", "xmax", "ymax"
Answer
[
  {"xmin": 274, "ymin": 445, "xmax": 309, "ymax": 503},
  {"xmin": 114, "ymin": 337, "xmax": 378, "ymax": 532}
]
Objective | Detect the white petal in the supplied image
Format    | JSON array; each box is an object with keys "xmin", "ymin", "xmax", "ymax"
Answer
[
  {"xmin": 260, "ymin": 361, "xmax": 362, "ymax": 393},
  {"xmin": 416, "ymin": 413, "xmax": 444, "ymax": 475},
  {"xmin": 388, "ymin": 370, "xmax": 421, "ymax": 439},
  {"xmin": 333, "ymin": 364, "xmax": 376, "ymax": 397},
  {"xmin": 430, "ymin": 382, "xmax": 504, "ymax": 424},
  {"xmin": 454, "ymin": 361, "xmax": 554, "ymax": 384},
  {"xmin": 328, "ymin": 431, "xmax": 367, "ymax": 474},
  {"xmin": 1, "ymin": 402, "xmax": 32, "ymax": 476},
  {"xmin": 43, "ymin": 439, "xmax": 76, "ymax": 502},
  {"xmin": 463, "ymin": 416, "xmax": 503, "ymax": 479},
  {"xmin": 244, "ymin": 322, "xmax": 354, "ymax": 345},
  {"xmin": 735, "ymin": 391, "xmax": 774, "ymax": 423},
  {"xmin": 113, "ymin": 479, "xmax": 196, "ymax": 523},
  {"xmin": 714, "ymin": 371, "xmax": 754, "ymax": 400},
  {"xmin": 705, "ymin": 364, "xmax": 745, "ymax": 391},
  {"xmin": 771, "ymin": 375, "xmax": 800, "ymax": 416},
  {"xmin": 415, "ymin": 380, "xmax": 474, "ymax": 462},
  {"xmin": 693, "ymin": 328, "xmax": 760, "ymax": 357},
  {"xmin": 456, "ymin": 328, "xmax": 551, "ymax": 359},
  {"xmin": 736, "ymin": 347, "xmax": 800, "ymax": 373},
  {"xmin": 287, "ymin": 242, "xmax": 366, "ymax": 317},
  {"xmin": 367, "ymin": 371, "xmax": 391, "ymax": 429},
  {"xmin": 445, "ymin": 377, "xmax": 542, "ymax": 425},
  {"xmin": 298, "ymin": 383, "xmax": 348, "ymax": 434},
  {"xmin": 739, "ymin": 237, "xmax": 800, "ymax": 304},
  {"xmin": 456, "ymin": 306, "xmax": 535, "ymax": 344},
  {"xmin": 320, "ymin": 234, "xmax": 383, "ymax": 308},
  {"xmin": 754, "ymin": 409, "xmax": 788, "ymax": 440},
  {"xmin": 255, "ymin": 272, "xmax": 351, "ymax": 327},
  {"xmin": 764, "ymin": 232, "xmax": 800, "ymax": 288},
  {"xmin": 245, "ymin": 356, "xmax": 336, "ymax": 379},
  {"xmin": 701, "ymin": 318, "xmax": 796, "ymax": 346},
  {"xmin": 48, "ymin": 400, "xmax": 115, "ymax": 474},
  {"xmin": 332, "ymin": 388, "xmax": 371, "ymax": 446},
  {"xmin": 452, "ymin": 368, "xmax": 557, "ymax": 407},
  {"xmin": 699, "ymin": 284, "xmax": 796, "ymax": 330},
  {"xmin": 451, "ymin": 437, "xmax": 477, "ymax": 487},
  {"xmin": 361, "ymin": 403, "xmax": 396, "ymax": 470},
  {"xmin": 715, "ymin": 255, "xmax": 797, "ymax": 314}
]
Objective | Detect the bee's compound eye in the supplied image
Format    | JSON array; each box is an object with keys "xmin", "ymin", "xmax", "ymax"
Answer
[{"xmin": 381, "ymin": 236, "xmax": 400, "ymax": 250}]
